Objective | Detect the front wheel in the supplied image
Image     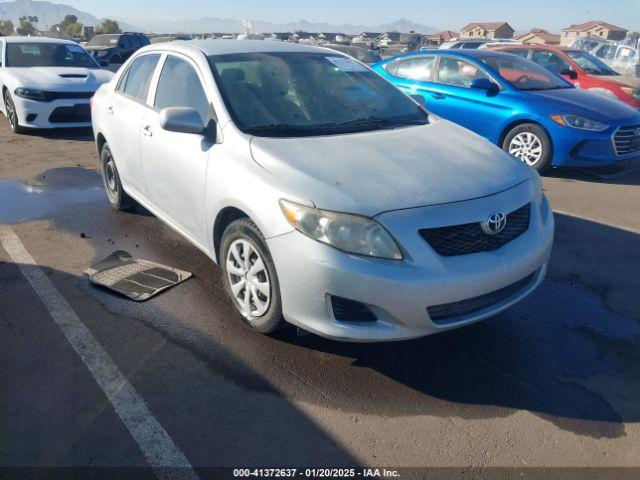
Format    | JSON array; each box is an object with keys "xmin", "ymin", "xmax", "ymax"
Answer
[
  {"xmin": 502, "ymin": 124, "xmax": 552, "ymax": 173},
  {"xmin": 3, "ymin": 90, "xmax": 26, "ymax": 134},
  {"xmin": 220, "ymin": 218, "xmax": 285, "ymax": 335}
]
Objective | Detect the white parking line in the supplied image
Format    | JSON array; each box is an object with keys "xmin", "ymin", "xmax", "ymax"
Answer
[{"xmin": 0, "ymin": 226, "xmax": 199, "ymax": 480}]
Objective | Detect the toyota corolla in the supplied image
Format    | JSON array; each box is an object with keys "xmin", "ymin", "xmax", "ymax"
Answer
[{"xmin": 92, "ymin": 40, "xmax": 554, "ymax": 342}]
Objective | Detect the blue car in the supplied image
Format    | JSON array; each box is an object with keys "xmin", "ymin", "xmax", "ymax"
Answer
[{"xmin": 373, "ymin": 50, "xmax": 640, "ymax": 171}]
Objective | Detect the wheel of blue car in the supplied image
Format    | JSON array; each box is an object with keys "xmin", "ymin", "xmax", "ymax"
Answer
[
  {"xmin": 3, "ymin": 89, "xmax": 26, "ymax": 134},
  {"xmin": 503, "ymin": 124, "xmax": 552, "ymax": 173},
  {"xmin": 220, "ymin": 218, "xmax": 285, "ymax": 335}
]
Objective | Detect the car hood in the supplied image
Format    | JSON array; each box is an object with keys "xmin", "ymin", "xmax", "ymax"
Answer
[
  {"xmin": 528, "ymin": 87, "xmax": 638, "ymax": 121},
  {"xmin": 5, "ymin": 67, "xmax": 113, "ymax": 90},
  {"xmin": 596, "ymin": 75, "xmax": 640, "ymax": 89},
  {"xmin": 250, "ymin": 120, "xmax": 531, "ymax": 217}
]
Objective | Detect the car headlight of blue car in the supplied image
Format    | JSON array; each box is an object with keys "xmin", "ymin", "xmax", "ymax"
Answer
[
  {"xmin": 550, "ymin": 114, "xmax": 609, "ymax": 132},
  {"xmin": 280, "ymin": 200, "xmax": 403, "ymax": 260}
]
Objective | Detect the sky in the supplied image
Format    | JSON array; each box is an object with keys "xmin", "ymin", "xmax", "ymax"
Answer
[{"xmin": 60, "ymin": 0, "xmax": 640, "ymax": 31}]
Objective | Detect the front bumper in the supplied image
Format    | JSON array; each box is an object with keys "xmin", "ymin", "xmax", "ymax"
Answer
[
  {"xmin": 12, "ymin": 96, "xmax": 92, "ymax": 129},
  {"xmin": 267, "ymin": 181, "xmax": 554, "ymax": 342},
  {"xmin": 549, "ymin": 122, "xmax": 640, "ymax": 167}
]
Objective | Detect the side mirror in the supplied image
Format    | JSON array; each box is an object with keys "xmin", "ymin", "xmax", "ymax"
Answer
[
  {"xmin": 159, "ymin": 107, "xmax": 204, "ymax": 134},
  {"xmin": 561, "ymin": 68, "xmax": 578, "ymax": 80},
  {"xmin": 470, "ymin": 78, "xmax": 499, "ymax": 93}
]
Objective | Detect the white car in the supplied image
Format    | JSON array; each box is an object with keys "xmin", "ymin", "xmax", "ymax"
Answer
[
  {"xmin": 0, "ymin": 36, "xmax": 113, "ymax": 133},
  {"xmin": 92, "ymin": 40, "xmax": 554, "ymax": 342}
]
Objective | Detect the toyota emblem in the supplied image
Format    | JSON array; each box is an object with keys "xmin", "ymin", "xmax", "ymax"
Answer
[{"xmin": 481, "ymin": 212, "xmax": 507, "ymax": 235}]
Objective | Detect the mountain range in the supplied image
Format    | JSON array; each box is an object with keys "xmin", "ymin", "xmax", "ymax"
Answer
[
  {"xmin": 0, "ymin": 0, "xmax": 440, "ymax": 34},
  {"xmin": 0, "ymin": 0, "xmax": 141, "ymax": 31}
]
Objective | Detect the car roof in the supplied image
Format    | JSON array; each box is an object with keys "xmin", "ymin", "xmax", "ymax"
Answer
[
  {"xmin": 140, "ymin": 39, "xmax": 339, "ymax": 57},
  {"xmin": 384, "ymin": 48, "xmax": 509, "ymax": 62},
  {"xmin": 2, "ymin": 36, "xmax": 77, "ymax": 45}
]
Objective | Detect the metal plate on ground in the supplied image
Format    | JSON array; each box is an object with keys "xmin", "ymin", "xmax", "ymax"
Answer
[{"xmin": 85, "ymin": 251, "xmax": 192, "ymax": 301}]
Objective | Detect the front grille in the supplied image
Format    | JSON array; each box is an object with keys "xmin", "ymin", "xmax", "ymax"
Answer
[
  {"xmin": 48, "ymin": 104, "xmax": 91, "ymax": 123},
  {"xmin": 419, "ymin": 204, "xmax": 531, "ymax": 257},
  {"xmin": 428, "ymin": 273, "xmax": 536, "ymax": 324},
  {"xmin": 613, "ymin": 125, "xmax": 640, "ymax": 156},
  {"xmin": 43, "ymin": 91, "xmax": 95, "ymax": 101}
]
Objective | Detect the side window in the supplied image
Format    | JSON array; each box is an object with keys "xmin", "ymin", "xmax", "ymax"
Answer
[
  {"xmin": 393, "ymin": 56, "xmax": 435, "ymax": 81},
  {"xmin": 384, "ymin": 59, "xmax": 400, "ymax": 76},
  {"xmin": 437, "ymin": 57, "xmax": 490, "ymax": 87},
  {"xmin": 117, "ymin": 54, "xmax": 160, "ymax": 102},
  {"xmin": 154, "ymin": 56, "xmax": 209, "ymax": 124},
  {"xmin": 531, "ymin": 50, "xmax": 570, "ymax": 75},
  {"xmin": 506, "ymin": 49, "xmax": 530, "ymax": 59},
  {"xmin": 119, "ymin": 37, "xmax": 132, "ymax": 50},
  {"xmin": 130, "ymin": 36, "xmax": 141, "ymax": 49}
]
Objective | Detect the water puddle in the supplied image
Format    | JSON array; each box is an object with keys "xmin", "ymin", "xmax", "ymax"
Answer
[{"xmin": 0, "ymin": 168, "xmax": 105, "ymax": 224}]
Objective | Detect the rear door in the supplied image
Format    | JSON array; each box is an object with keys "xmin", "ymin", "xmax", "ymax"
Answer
[
  {"xmin": 426, "ymin": 55, "xmax": 506, "ymax": 138},
  {"xmin": 382, "ymin": 55, "xmax": 437, "ymax": 101},
  {"xmin": 139, "ymin": 53, "xmax": 213, "ymax": 246},
  {"xmin": 104, "ymin": 53, "xmax": 161, "ymax": 196}
]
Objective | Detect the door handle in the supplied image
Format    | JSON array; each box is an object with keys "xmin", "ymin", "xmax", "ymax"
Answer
[
  {"xmin": 106, "ymin": 106, "xmax": 114, "ymax": 115},
  {"xmin": 431, "ymin": 93, "xmax": 446, "ymax": 100},
  {"xmin": 141, "ymin": 125, "xmax": 153, "ymax": 137}
]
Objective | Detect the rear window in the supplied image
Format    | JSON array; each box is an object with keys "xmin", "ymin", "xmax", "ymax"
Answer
[{"xmin": 117, "ymin": 54, "xmax": 160, "ymax": 102}]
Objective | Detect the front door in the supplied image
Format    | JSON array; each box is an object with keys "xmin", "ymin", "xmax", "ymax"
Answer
[
  {"xmin": 139, "ymin": 54, "xmax": 213, "ymax": 247},
  {"xmin": 426, "ymin": 56, "xmax": 507, "ymax": 139}
]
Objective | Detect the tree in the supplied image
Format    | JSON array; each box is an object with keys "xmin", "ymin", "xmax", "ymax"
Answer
[
  {"xmin": 95, "ymin": 19, "xmax": 121, "ymax": 35},
  {"xmin": 50, "ymin": 15, "xmax": 83, "ymax": 38},
  {"xmin": 0, "ymin": 20, "xmax": 14, "ymax": 36},
  {"xmin": 27, "ymin": 15, "xmax": 39, "ymax": 32},
  {"xmin": 17, "ymin": 16, "xmax": 37, "ymax": 36}
]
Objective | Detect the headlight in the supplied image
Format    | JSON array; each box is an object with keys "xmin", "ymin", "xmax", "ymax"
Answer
[
  {"xmin": 280, "ymin": 200, "xmax": 403, "ymax": 260},
  {"xmin": 14, "ymin": 88, "xmax": 47, "ymax": 101},
  {"xmin": 620, "ymin": 86, "xmax": 640, "ymax": 101},
  {"xmin": 550, "ymin": 114, "xmax": 608, "ymax": 132}
]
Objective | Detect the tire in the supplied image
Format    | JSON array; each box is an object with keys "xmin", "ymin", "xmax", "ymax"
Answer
[
  {"xmin": 100, "ymin": 143, "xmax": 135, "ymax": 211},
  {"xmin": 502, "ymin": 123, "xmax": 552, "ymax": 173},
  {"xmin": 220, "ymin": 218, "xmax": 285, "ymax": 334},
  {"xmin": 3, "ymin": 89, "xmax": 26, "ymax": 134}
]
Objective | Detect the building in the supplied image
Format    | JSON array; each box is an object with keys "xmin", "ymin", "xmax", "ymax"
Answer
[
  {"xmin": 317, "ymin": 32, "xmax": 350, "ymax": 44},
  {"xmin": 561, "ymin": 21, "xmax": 628, "ymax": 46},
  {"xmin": 424, "ymin": 30, "xmax": 458, "ymax": 46},
  {"xmin": 351, "ymin": 32, "xmax": 381, "ymax": 46},
  {"xmin": 460, "ymin": 22, "xmax": 515, "ymax": 39},
  {"xmin": 514, "ymin": 29, "xmax": 560, "ymax": 45}
]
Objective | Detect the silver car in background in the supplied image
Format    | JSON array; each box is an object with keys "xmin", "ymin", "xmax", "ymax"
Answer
[{"xmin": 91, "ymin": 40, "xmax": 554, "ymax": 342}]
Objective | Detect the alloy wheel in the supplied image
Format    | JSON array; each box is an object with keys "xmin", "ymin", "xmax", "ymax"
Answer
[
  {"xmin": 4, "ymin": 91, "xmax": 17, "ymax": 130},
  {"xmin": 104, "ymin": 151, "xmax": 119, "ymax": 200},
  {"xmin": 226, "ymin": 239, "xmax": 271, "ymax": 318},
  {"xmin": 509, "ymin": 132, "xmax": 543, "ymax": 166}
]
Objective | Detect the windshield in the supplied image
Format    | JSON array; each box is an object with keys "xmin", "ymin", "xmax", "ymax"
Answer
[
  {"xmin": 86, "ymin": 35, "xmax": 120, "ymax": 47},
  {"xmin": 209, "ymin": 52, "xmax": 428, "ymax": 137},
  {"xmin": 481, "ymin": 54, "xmax": 573, "ymax": 91},
  {"xmin": 6, "ymin": 42, "xmax": 99, "ymax": 68},
  {"xmin": 566, "ymin": 50, "xmax": 618, "ymax": 75}
]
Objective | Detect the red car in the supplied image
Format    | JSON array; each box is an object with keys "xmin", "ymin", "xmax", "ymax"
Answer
[{"xmin": 490, "ymin": 44, "xmax": 640, "ymax": 110}]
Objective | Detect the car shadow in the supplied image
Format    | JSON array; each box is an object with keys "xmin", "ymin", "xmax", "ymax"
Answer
[{"xmin": 547, "ymin": 158, "xmax": 640, "ymax": 186}]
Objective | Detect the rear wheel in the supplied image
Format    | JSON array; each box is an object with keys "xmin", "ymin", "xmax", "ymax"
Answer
[
  {"xmin": 220, "ymin": 218, "xmax": 285, "ymax": 335},
  {"xmin": 502, "ymin": 123, "xmax": 552, "ymax": 173},
  {"xmin": 3, "ymin": 89, "xmax": 26, "ymax": 134},
  {"xmin": 100, "ymin": 144, "xmax": 135, "ymax": 211}
]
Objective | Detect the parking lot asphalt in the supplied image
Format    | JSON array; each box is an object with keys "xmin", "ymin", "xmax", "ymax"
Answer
[{"xmin": 1, "ymin": 121, "xmax": 639, "ymax": 475}]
